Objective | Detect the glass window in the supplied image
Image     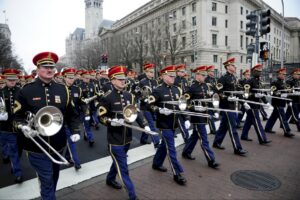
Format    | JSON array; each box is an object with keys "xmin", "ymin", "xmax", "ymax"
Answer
[
  {"xmin": 240, "ymin": 6, "xmax": 243, "ymax": 15},
  {"xmin": 240, "ymin": 55, "xmax": 243, "ymax": 63},
  {"xmin": 240, "ymin": 35, "xmax": 243, "ymax": 49},
  {"xmin": 246, "ymin": 37, "xmax": 248, "ymax": 46},
  {"xmin": 173, "ymin": 10, "xmax": 177, "ymax": 19},
  {"xmin": 182, "ymin": 20, "xmax": 186, "ymax": 29},
  {"xmin": 212, "ymin": 34, "xmax": 217, "ymax": 45},
  {"xmin": 212, "ymin": 2, "xmax": 217, "ymax": 11},
  {"xmin": 225, "ymin": 5, "xmax": 228, "ymax": 14},
  {"xmin": 240, "ymin": 21, "xmax": 243, "ymax": 29},
  {"xmin": 213, "ymin": 55, "xmax": 218, "ymax": 63},
  {"xmin": 182, "ymin": 36, "xmax": 186, "ymax": 48},
  {"xmin": 225, "ymin": 19, "xmax": 228, "ymax": 28},
  {"xmin": 182, "ymin": 7, "xmax": 186, "ymax": 16},
  {"xmin": 192, "ymin": 2, "xmax": 196, "ymax": 12},
  {"xmin": 192, "ymin": 16, "xmax": 197, "ymax": 26},
  {"xmin": 212, "ymin": 17, "xmax": 217, "ymax": 26},
  {"xmin": 225, "ymin": 35, "xmax": 228, "ymax": 46},
  {"xmin": 173, "ymin": 23, "xmax": 177, "ymax": 32}
]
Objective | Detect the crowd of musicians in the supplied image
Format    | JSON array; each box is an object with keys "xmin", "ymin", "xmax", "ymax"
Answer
[{"xmin": 0, "ymin": 51, "xmax": 299, "ymax": 200}]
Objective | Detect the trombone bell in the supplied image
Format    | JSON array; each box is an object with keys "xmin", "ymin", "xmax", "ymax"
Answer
[{"xmin": 123, "ymin": 105, "xmax": 138, "ymax": 123}]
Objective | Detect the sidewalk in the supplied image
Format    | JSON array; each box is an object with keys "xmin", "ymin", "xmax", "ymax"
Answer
[{"xmin": 56, "ymin": 123, "xmax": 300, "ymax": 200}]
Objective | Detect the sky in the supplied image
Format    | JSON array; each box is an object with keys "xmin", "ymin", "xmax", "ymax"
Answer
[{"xmin": 0, "ymin": 0, "xmax": 299, "ymax": 73}]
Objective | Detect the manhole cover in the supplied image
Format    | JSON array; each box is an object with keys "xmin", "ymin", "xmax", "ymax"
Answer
[{"xmin": 231, "ymin": 170, "xmax": 281, "ymax": 191}]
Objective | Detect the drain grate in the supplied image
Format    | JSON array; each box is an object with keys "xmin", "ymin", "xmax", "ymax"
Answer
[{"xmin": 231, "ymin": 170, "xmax": 281, "ymax": 191}]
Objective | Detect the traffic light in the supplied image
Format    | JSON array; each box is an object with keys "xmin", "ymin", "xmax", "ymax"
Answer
[
  {"xmin": 260, "ymin": 9, "xmax": 271, "ymax": 36},
  {"xmin": 246, "ymin": 44, "xmax": 255, "ymax": 61},
  {"xmin": 259, "ymin": 42, "xmax": 269, "ymax": 61},
  {"xmin": 246, "ymin": 12, "xmax": 258, "ymax": 37}
]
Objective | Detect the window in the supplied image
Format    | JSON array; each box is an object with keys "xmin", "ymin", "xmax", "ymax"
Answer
[
  {"xmin": 240, "ymin": 21, "xmax": 243, "ymax": 29},
  {"xmin": 225, "ymin": 5, "xmax": 228, "ymax": 13},
  {"xmin": 246, "ymin": 10, "xmax": 249, "ymax": 14},
  {"xmin": 240, "ymin": 35, "xmax": 243, "ymax": 49},
  {"xmin": 246, "ymin": 37, "xmax": 249, "ymax": 46},
  {"xmin": 225, "ymin": 19, "xmax": 228, "ymax": 28},
  {"xmin": 165, "ymin": 41, "xmax": 169, "ymax": 50},
  {"xmin": 212, "ymin": 2, "xmax": 217, "ymax": 11},
  {"xmin": 225, "ymin": 35, "xmax": 228, "ymax": 46},
  {"xmin": 173, "ymin": 10, "xmax": 177, "ymax": 19},
  {"xmin": 213, "ymin": 55, "xmax": 218, "ymax": 63},
  {"xmin": 212, "ymin": 34, "xmax": 217, "ymax": 45},
  {"xmin": 212, "ymin": 17, "xmax": 217, "ymax": 26},
  {"xmin": 240, "ymin": 6, "xmax": 243, "ymax": 15},
  {"xmin": 182, "ymin": 20, "xmax": 186, "ymax": 29},
  {"xmin": 240, "ymin": 55, "xmax": 243, "ymax": 63},
  {"xmin": 192, "ymin": 16, "xmax": 197, "ymax": 26},
  {"xmin": 192, "ymin": 2, "xmax": 196, "ymax": 12},
  {"xmin": 158, "ymin": 17, "xmax": 161, "ymax": 25},
  {"xmin": 173, "ymin": 23, "xmax": 177, "ymax": 32},
  {"xmin": 182, "ymin": 7, "xmax": 186, "ymax": 16},
  {"xmin": 182, "ymin": 36, "xmax": 186, "ymax": 48}
]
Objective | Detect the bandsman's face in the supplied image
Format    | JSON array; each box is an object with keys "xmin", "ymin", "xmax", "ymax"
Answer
[
  {"xmin": 196, "ymin": 73, "xmax": 205, "ymax": 83},
  {"xmin": 208, "ymin": 71, "xmax": 214, "ymax": 77},
  {"xmin": 6, "ymin": 79, "xmax": 17, "ymax": 88},
  {"xmin": 112, "ymin": 78, "xmax": 126, "ymax": 90},
  {"xmin": 145, "ymin": 70, "xmax": 154, "ymax": 79},
  {"xmin": 64, "ymin": 77, "xmax": 75, "ymax": 86},
  {"xmin": 162, "ymin": 74, "xmax": 175, "ymax": 85},
  {"xmin": 244, "ymin": 73, "xmax": 251, "ymax": 79},
  {"xmin": 37, "ymin": 66, "xmax": 56, "ymax": 80},
  {"xmin": 227, "ymin": 65, "xmax": 236, "ymax": 74},
  {"xmin": 293, "ymin": 74, "xmax": 299, "ymax": 80},
  {"xmin": 278, "ymin": 73, "xmax": 286, "ymax": 80}
]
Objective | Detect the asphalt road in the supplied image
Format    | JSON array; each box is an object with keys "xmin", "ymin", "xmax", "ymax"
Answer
[{"xmin": 0, "ymin": 123, "xmax": 148, "ymax": 188}]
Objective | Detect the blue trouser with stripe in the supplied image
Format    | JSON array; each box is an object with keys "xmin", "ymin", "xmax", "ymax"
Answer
[
  {"xmin": 28, "ymin": 151, "xmax": 62, "ymax": 200},
  {"xmin": 236, "ymin": 106, "xmax": 246, "ymax": 126},
  {"xmin": 213, "ymin": 112, "xmax": 243, "ymax": 151},
  {"xmin": 286, "ymin": 103, "xmax": 300, "ymax": 130},
  {"xmin": 153, "ymin": 129, "xmax": 184, "ymax": 175},
  {"xmin": 265, "ymin": 106, "xmax": 291, "ymax": 134},
  {"xmin": 260, "ymin": 106, "xmax": 268, "ymax": 119},
  {"xmin": 182, "ymin": 124, "xmax": 215, "ymax": 162},
  {"xmin": 140, "ymin": 111, "xmax": 160, "ymax": 145},
  {"xmin": 107, "ymin": 143, "xmax": 136, "ymax": 200},
  {"xmin": 64, "ymin": 127, "xmax": 81, "ymax": 166},
  {"xmin": 207, "ymin": 110, "xmax": 217, "ymax": 133},
  {"xmin": 241, "ymin": 109, "xmax": 268, "ymax": 143},
  {"xmin": 0, "ymin": 132, "xmax": 22, "ymax": 177},
  {"xmin": 80, "ymin": 113, "xmax": 94, "ymax": 142},
  {"xmin": 177, "ymin": 115, "xmax": 189, "ymax": 141}
]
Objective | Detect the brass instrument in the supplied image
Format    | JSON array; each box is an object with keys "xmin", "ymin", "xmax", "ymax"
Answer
[
  {"xmin": 191, "ymin": 93, "xmax": 220, "ymax": 108},
  {"xmin": 140, "ymin": 86, "xmax": 152, "ymax": 98},
  {"xmin": 243, "ymin": 84, "xmax": 250, "ymax": 99},
  {"xmin": 19, "ymin": 106, "xmax": 69, "ymax": 165},
  {"xmin": 161, "ymin": 96, "xmax": 187, "ymax": 111},
  {"xmin": 108, "ymin": 105, "xmax": 158, "ymax": 136},
  {"xmin": 206, "ymin": 83, "xmax": 214, "ymax": 96},
  {"xmin": 0, "ymin": 97, "xmax": 7, "ymax": 115},
  {"xmin": 83, "ymin": 91, "xmax": 104, "ymax": 104}
]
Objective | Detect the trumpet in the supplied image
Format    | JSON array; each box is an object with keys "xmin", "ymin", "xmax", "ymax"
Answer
[
  {"xmin": 109, "ymin": 105, "xmax": 158, "ymax": 136},
  {"xmin": 20, "ymin": 106, "xmax": 69, "ymax": 165},
  {"xmin": 83, "ymin": 91, "xmax": 104, "ymax": 104}
]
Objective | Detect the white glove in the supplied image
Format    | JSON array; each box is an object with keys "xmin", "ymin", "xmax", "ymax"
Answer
[
  {"xmin": 0, "ymin": 112, "xmax": 8, "ymax": 121},
  {"xmin": 194, "ymin": 106, "xmax": 207, "ymax": 112},
  {"xmin": 159, "ymin": 108, "xmax": 172, "ymax": 116},
  {"xmin": 85, "ymin": 116, "xmax": 91, "ymax": 121},
  {"xmin": 228, "ymin": 96, "xmax": 238, "ymax": 102},
  {"xmin": 243, "ymin": 102, "xmax": 251, "ymax": 110},
  {"xmin": 70, "ymin": 134, "xmax": 80, "ymax": 142},
  {"xmin": 144, "ymin": 126, "xmax": 151, "ymax": 132},
  {"xmin": 19, "ymin": 125, "xmax": 38, "ymax": 138},
  {"xmin": 288, "ymin": 102, "xmax": 292, "ymax": 107},
  {"xmin": 110, "ymin": 118, "xmax": 124, "ymax": 127},
  {"xmin": 255, "ymin": 93, "xmax": 264, "ymax": 98},
  {"xmin": 184, "ymin": 120, "xmax": 191, "ymax": 129},
  {"xmin": 281, "ymin": 93, "xmax": 288, "ymax": 98},
  {"xmin": 144, "ymin": 99, "xmax": 148, "ymax": 103},
  {"xmin": 214, "ymin": 112, "xmax": 219, "ymax": 119}
]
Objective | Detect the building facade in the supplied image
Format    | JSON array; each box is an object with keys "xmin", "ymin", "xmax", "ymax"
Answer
[{"xmin": 99, "ymin": 0, "xmax": 299, "ymax": 77}]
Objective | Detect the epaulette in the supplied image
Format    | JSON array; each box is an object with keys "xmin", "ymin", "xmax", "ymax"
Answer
[
  {"xmin": 22, "ymin": 81, "xmax": 35, "ymax": 88},
  {"xmin": 175, "ymin": 85, "xmax": 183, "ymax": 95}
]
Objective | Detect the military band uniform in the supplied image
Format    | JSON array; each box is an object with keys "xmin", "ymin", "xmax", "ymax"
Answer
[
  {"xmin": 0, "ymin": 69, "xmax": 23, "ymax": 183},
  {"xmin": 265, "ymin": 68, "xmax": 294, "ymax": 137}
]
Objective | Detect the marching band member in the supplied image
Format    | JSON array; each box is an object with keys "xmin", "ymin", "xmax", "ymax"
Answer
[
  {"xmin": 13, "ymin": 52, "xmax": 81, "ymax": 200},
  {"xmin": 74, "ymin": 69, "xmax": 84, "ymax": 86},
  {"xmin": 138, "ymin": 63, "xmax": 160, "ymax": 147},
  {"xmin": 285, "ymin": 68, "xmax": 300, "ymax": 132},
  {"xmin": 181, "ymin": 66, "xmax": 219, "ymax": 169},
  {"xmin": 240, "ymin": 64, "xmax": 272, "ymax": 144},
  {"xmin": 79, "ymin": 70, "xmax": 96, "ymax": 146},
  {"xmin": 18, "ymin": 75, "xmax": 26, "ymax": 87},
  {"xmin": 25, "ymin": 74, "xmax": 35, "ymax": 84},
  {"xmin": 0, "ymin": 69, "xmax": 23, "ymax": 183},
  {"xmin": 62, "ymin": 68, "xmax": 85, "ymax": 170},
  {"xmin": 89, "ymin": 70, "xmax": 101, "ymax": 129},
  {"xmin": 265, "ymin": 68, "xmax": 295, "ymax": 137},
  {"xmin": 0, "ymin": 75, "xmax": 6, "ymax": 89},
  {"xmin": 174, "ymin": 64, "xmax": 190, "ymax": 142},
  {"xmin": 236, "ymin": 69, "xmax": 251, "ymax": 128},
  {"xmin": 54, "ymin": 71, "xmax": 63, "ymax": 84},
  {"xmin": 125, "ymin": 69, "xmax": 139, "ymax": 94},
  {"xmin": 148, "ymin": 65, "xmax": 189, "ymax": 185},
  {"xmin": 213, "ymin": 58, "xmax": 248, "ymax": 156},
  {"xmin": 205, "ymin": 65, "xmax": 218, "ymax": 135},
  {"xmin": 97, "ymin": 65, "xmax": 149, "ymax": 200}
]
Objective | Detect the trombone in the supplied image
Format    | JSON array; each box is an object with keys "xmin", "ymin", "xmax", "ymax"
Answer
[
  {"xmin": 160, "ymin": 96, "xmax": 211, "ymax": 118},
  {"xmin": 109, "ymin": 105, "xmax": 159, "ymax": 136},
  {"xmin": 19, "ymin": 106, "xmax": 69, "ymax": 165}
]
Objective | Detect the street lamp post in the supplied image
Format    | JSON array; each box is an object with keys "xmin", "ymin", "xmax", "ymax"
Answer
[{"xmin": 280, "ymin": 0, "xmax": 285, "ymax": 69}]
